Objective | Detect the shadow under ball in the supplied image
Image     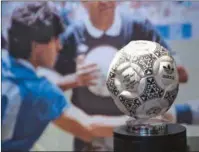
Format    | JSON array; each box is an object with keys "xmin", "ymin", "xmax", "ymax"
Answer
[{"xmin": 114, "ymin": 123, "xmax": 187, "ymax": 152}]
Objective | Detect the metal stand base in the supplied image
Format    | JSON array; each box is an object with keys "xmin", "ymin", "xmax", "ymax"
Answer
[{"xmin": 114, "ymin": 123, "xmax": 187, "ymax": 152}]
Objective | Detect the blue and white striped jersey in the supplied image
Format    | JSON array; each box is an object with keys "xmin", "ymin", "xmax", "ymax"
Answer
[{"xmin": 1, "ymin": 50, "xmax": 70, "ymax": 151}]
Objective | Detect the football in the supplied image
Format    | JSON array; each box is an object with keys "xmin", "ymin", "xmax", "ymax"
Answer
[{"xmin": 106, "ymin": 40, "xmax": 179, "ymax": 119}]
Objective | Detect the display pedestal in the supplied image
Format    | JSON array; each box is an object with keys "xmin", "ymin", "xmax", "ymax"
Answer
[{"xmin": 114, "ymin": 123, "xmax": 187, "ymax": 152}]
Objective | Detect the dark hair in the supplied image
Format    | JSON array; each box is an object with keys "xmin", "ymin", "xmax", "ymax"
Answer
[
  {"xmin": 8, "ymin": 2, "xmax": 65, "ymax": 59},
  {"xmin": 2, "ymin": 35, "xmax": 7, "ymax": 49}
]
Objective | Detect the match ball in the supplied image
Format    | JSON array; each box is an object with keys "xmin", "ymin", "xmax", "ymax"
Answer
[{"xmin": 106, "ymin": 40, "xmax": 179, "ymax": 119}]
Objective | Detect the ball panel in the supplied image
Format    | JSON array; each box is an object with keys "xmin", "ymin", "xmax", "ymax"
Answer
[
  {"xmin": 114, "ymin": 96, "xmax": 131, "ymax": 116},
  {"xmin": 137, "ymin": 78, "xmax": 146, "ymax": 96},
  {"xmin": 153, "ymin": 45, "xmax": 169, "ymax": 58},
  {"xmin": 164, "ymin": 85, "xmax": 179, "ymax": 107},
  {"xmin": 106, "ymin": 70, "xmax": 120, "ymax": 100},
  {"xmin": 130, "ymin": 63, "xmax": 145, "ymax": 78},
  {"xmin": 136, "ymin": 98, "xmax": 164, "ymax": 119},
  {"xmin": 117, "ymin": 94, "xmax": 142, "ymax": 117},
  {"xmin": 139, "ymin": 77, "xmax": 164, "ymax": 102},
  {"xmin": 119, "ymin": 67, "xmax": 140, "ymax": 92},
  {"xmin": 155, "ymin": 59, "xmax": 178, "ymax": 90},
  {"xmin": 127, "ymin": 40, "xmax": 157, "ymax": 55},
  {"xmin": 132, "ymin": 53, "xmax": 157, "ymax": 76}
]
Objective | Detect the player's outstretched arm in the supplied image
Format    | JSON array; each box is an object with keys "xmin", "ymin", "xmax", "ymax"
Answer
[
  {"xmin": 53, "ymin": 112, "xmax": 93, "ymax": 142},
  {"xmin": 53, "ymin": 105, "xmax": 128, "ymax": 142},
  {"xmin": 88, "ymin": 115, "xmax": 129, "ymax": 137},
  {"xmin": 37, "ymin": 63, "xmax": 99, "ymax": 91},
  {"xmin": 57, "ymin": 62, "xmax": 99, "ymax": 91}
]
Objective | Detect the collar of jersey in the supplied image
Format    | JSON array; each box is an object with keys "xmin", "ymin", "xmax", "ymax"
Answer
[
  {"xmin": 17, "ymin": 59, "xmax": 36, "ymax": 73},
  {"xmin": 84, "ymin": 9, "xmax": 122, "ymax": 38}
]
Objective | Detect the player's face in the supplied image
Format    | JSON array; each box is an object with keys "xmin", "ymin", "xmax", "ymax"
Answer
[
  {"xmin": 33, "ymin": 37, "xmax": 62, "ymax": 68},
  {"xmin": 83, "ymin": 1, "xmax": 116, "ymax": 28}
]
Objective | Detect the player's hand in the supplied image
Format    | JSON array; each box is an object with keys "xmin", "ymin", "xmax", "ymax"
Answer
[
  {"xmin": 76, "ymin": 55, "xmax": 100, "ymax": 87},
  {"xmin": 177, "ymin": 66, "xmax": 188, "ymax": 83},
  {"xmin": 90, "ymin": 124, "xmax": 114, "ymax": 137},
  {"xmin": 162, "ymin": 112, "xmax": 176, "ymax": 123},
  {"xmin": 76, "ymin": 64, "xmax": 99, "ymax": 87}
]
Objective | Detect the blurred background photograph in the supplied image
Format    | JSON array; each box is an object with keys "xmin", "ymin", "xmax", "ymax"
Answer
[{"xmin": 1, "ymin": 1, "xmax": 199, "ymax": 151}]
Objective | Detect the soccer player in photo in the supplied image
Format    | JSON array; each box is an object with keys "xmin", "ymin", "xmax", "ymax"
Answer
[{"xmin": 1, "ymin": 2, "xmax": 124, "ymax": 151}]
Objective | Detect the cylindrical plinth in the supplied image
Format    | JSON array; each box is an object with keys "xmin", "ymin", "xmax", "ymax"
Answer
[{"xmin": 114, "ymin": 123, "xmax": 187, "ymax": 152}]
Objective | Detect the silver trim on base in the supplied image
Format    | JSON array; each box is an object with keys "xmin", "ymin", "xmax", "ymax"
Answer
[{"xmin": 126, "ymin": 118, "xmax": 168, "ymax": 135}]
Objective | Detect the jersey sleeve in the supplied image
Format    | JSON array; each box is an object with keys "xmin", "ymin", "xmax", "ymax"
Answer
[
  {"xmin": 175, "ymin": 100, "xmax": 199, "ymax": 124},
  {"xmin": 36, "ymin": 80, "xmax": 71, "ymax": 121},
  {"xmin": 168, "ymin": 100, "xmax": 199, "ymax": 125},
  {"xmin": 133, "ymin": 19, "xmax": 182, "ymax": 65}
]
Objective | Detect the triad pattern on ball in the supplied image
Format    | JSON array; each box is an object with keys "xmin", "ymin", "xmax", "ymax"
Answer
[{"xmin": 106, "ymin": 40, "xmax": 179, "ymax": 119}]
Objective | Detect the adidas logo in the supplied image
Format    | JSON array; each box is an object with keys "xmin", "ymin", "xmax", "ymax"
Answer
[{"xmin": 163, "ymin": 64, "xmax": 174, "ymax": 74}]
